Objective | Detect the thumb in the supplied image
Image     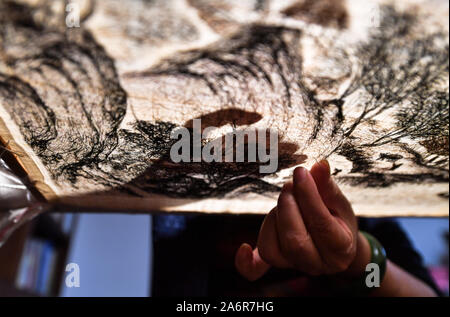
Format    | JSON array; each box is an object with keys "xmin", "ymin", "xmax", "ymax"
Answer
[
  {"xmin": 310, "ymin": 159, "xmax": 354, "ymax": 221},
  {"xmin": 235, "ymin": 243, "xmax": 271, "ymax": 282}
]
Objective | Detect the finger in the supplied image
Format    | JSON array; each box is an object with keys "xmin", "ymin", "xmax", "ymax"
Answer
[
  {"xmin": 257, "ymin": 207, "xmax": 291, "ymax": 269},
  {"xmin": 235, "ymin": 243, "xmax": 271, "ymax": 282},
  {"xmin": 310, "ymin": 160, "xmax": 354, "ymax": 221},
  {"xmin": 275, "ymin": 183, "xmax": 324, "ymax": 275},
  {"xmin": 292, "ymin": 167, "xmax": 352, "ymax": 250}
]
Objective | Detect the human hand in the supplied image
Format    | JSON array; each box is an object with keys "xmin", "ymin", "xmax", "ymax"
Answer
[{"xmin": 235, "ymin": 160, "xmax": 371, "ymax": 281}]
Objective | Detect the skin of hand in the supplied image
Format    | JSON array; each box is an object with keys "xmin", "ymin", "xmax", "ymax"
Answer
[{"xmin": 234, "ymin": 160, "xmax": 372, "ymax": 282}]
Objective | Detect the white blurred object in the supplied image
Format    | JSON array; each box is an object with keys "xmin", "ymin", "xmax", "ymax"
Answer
[
  {"xmin": 0, "ymin": 158, "xmax": 48, "ymax": 247},
  {"xmin": 0, "ymin": 159, "xmax": 31, "ymax": 210}
]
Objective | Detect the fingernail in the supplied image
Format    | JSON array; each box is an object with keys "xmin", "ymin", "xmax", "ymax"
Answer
[
  {"xmin": 320, "ymin": 159, "xmax": 330, "ymax": 175},
  {"xmin": 294, "ymin": 167, "xmax": 307, "ymax": 183}
]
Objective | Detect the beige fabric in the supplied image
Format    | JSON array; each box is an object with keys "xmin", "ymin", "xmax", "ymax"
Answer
[{"xmin": 0, "ymin": 0, "xmax": 448, "ymax": 216}]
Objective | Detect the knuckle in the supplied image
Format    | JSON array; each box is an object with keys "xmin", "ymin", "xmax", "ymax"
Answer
[
  {"xmin": 282, "ymin": 232, "xmax": 311, "ymax": 257},
  {"xmin": 339, "ymin": 234, "xmax": 357, "ymax": 256}
]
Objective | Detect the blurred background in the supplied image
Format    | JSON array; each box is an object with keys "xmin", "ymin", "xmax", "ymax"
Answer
[{"xmin": 0, "ymin": 213, "xmax": 447, "ymax": 296}]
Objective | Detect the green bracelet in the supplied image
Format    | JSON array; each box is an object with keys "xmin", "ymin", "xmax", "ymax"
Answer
[
  {"xmin": 348, "ymin": 231, "xmax": 387, "ymax": 296},
  {"xmin": 361, "ymin": 231, "xmax": 387, "ymax": 283}
]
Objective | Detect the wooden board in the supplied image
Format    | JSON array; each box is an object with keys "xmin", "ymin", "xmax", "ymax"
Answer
[{"xmin": 0, "ymin": 0, "xmax": 448, "ymax": 216}]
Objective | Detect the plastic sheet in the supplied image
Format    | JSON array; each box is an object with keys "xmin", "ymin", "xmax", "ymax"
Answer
[{"xmin": 0, "ymin": 158, "xmax": 48, "ymax": 247}]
